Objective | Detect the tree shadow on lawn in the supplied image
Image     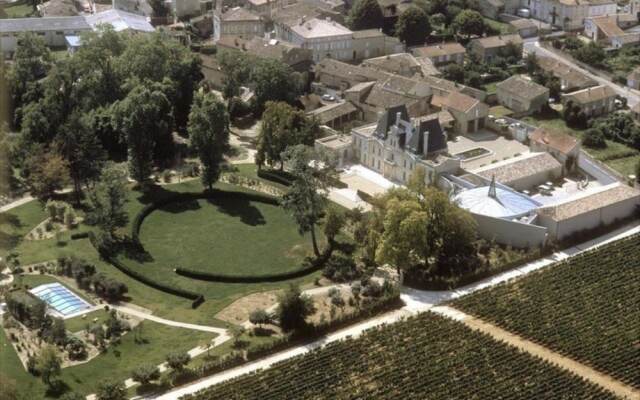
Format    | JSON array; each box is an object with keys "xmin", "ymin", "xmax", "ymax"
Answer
[
  {"xmin": 207, "ymin": 196, "xmax": 266, "ymax": 226},
  {"xmin": 44, "ymin": 379, "xmax": 71, "ymax": 398},
  {"xmin": 0, "ymin": 212, "xmax": 24, "ymax": 251}
]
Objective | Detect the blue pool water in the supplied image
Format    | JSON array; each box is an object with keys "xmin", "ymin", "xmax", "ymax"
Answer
[{"xmin": 30, "ymin": 283, "xmax": 92, "ymax": 317}]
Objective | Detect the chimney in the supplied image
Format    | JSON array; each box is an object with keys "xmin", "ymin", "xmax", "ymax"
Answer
[{"xmin": 423, "ymin": 129, "xmax": 430, "ymax": 155}]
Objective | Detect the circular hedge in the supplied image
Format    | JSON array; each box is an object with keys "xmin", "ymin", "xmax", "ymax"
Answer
[{"xmin": 132, "ymin": 189, "xmax": 325, "ymax": 283}]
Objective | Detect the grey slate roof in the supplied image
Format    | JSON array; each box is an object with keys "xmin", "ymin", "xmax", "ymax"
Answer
[
  {"xmin": 0, "ymin": 16, "xmax": 90, "ymax": 33},
  {"xmin": 375, "ymin": 105, "xmax": 409, "ymax": 139}
]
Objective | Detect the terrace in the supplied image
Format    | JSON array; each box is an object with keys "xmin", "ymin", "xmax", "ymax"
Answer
[{"xmin": 447, "ymin": 131, "xmax": 530, "ymax": 171}]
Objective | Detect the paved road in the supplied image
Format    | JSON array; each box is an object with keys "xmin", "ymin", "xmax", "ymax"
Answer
[
  {"xmin": 524, "ymin": 41, "xmax": 640, "ymax": 108},
  {"xmin": 150, "ymin": 221, "xmax": 640, "ymax": 400}
]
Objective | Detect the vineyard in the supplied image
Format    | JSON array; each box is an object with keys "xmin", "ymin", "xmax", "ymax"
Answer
[
  {"xmin": 454, "ymin": 233, "xmax": 640, "ymax": 389},
  {"xmin": 180, "ymin": 312, "xmax": 616, "ymax": 400}
]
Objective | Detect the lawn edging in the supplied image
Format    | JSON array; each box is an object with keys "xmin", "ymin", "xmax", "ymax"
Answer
[{"xmin": 88, "ymin": 232, "xmax": 205, "ymax": 308}]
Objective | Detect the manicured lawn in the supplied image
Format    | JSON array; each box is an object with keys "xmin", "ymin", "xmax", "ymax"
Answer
[
  {"xmin": 140, "ymin": 196, "xmax": 311, "ymax": 276},
  {"xmin": 606, "ymin": 154, "xmax": 640, "ymax": 178},
  {"xmin": 0, "ymin": 0, "xmax": 35, "ymax": 18},
  {"xmin": 0, "ymin": 327, "xmax": 43, "ymax": 399},
  {"xmin": 64, "ymin": 309, "xmax": 109, "ymax": 333}
]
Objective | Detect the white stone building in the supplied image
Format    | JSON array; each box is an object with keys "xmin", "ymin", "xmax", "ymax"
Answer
[{"xmin": 286, "ymin": 17, "xmax": 353, "ymax": 62}]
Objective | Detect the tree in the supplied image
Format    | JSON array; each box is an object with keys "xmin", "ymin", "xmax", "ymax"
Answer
[
  {"xmin": 166, "ymin": 351, "xmax": 191, "ymax": 373},
  {"xmin": 217, "ymin": 50, "xmax": 251, "ymax": 112},
  {"xmin": 24, "ymin": 148, "xmax": 70, "ymax": 201},
  {"xmin": 372, "ymin": 178, "xmax": 478, "ymax": 280},
  {"xmin": 8, "ymin": 33, "xmax": 52, "ymax": 123},
  {"xmin": 323, "ymin": 206, "xmax": 345, "ymax": 246},
  {"xmin": 252, "ymin": 59, "xmax": 301, "ymax": 114},
  {"xmin": 95, "ymin": 380, "xmax": 126, "ymax": 400},
  {"xmin": 131, "ymin": 363, "xmax": 160, "ymax": 385},
  {"xmin": 86, "ymin": 163, "xmax": 128, "ymax": 235},
  {"xmin": 347, "ymin": 0, "xmax": 384, "ymax": 30},
  {"xmin": 441, "ymin": 63, "xmax": 465, "ymax": 84},
  {"xmin": 249, "ymin": 309, "xmax": 272, "ymax": 327},
  {"xmin": 111, "ymin": 83, "xmax": 174, "ymax": 183},
  {"xmin": 36, "ymin": 345, "xmax": 61, "ymax": 387},
  {"xmin": 256, "ymin": 102, "xmax": 318, "ymax": 170},
  {"xmin": 572, "ymin": 42, "xmax": 606, "ymax": 69},
  {"xmin": 281, "ymin": 145, "xmax": 337, "ymax": 257},
  {"xmin": 395, "ymin": 7, "xmax": 431, "ymax": 46},
  {"xmin": 55, "ymin": 112, "xmax": 106, "ymax": 205},
  {"xmin": 65, "ymin": 336, "xmax": 88, "ymax": 360},
  {"xmin": 453, "ymin": 10, "xmax": 485, "ymax": 39},
  {"xmin": 187, "ymin": 91, "xmax": 230, "ymax": 190},
  {"xmin": 50, "ymin": 317, "xmax": 67, "ymax": 346},
  {"xmin": 276, "ymin": 284, "xmax": 316, "ymax": 332},
  {"xmin": 583, "ymin": 128, "xmax": 607, "ymax": 149}
]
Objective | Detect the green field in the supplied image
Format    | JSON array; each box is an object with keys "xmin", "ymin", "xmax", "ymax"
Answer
[
  {"xmin": 454, "ymin": 234, "xmax": 640, "ymax": 388},
  {"xmin": 182, "ymin": 312, "xmax": 616, "ymax": 400},
  {"xmin": 0, "ymin": 0, "xmax": 35, "ymax": 18}
]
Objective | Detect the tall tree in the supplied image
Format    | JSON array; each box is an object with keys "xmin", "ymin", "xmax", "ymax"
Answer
[
  {"xmin": 86, "ymin": 163, "xmax": 128, "ymax": 236},
  {"xmin": 252, "ymin": 59, "xmax": 300, "ymax": 114},
  {"xmin": 276, "ymin": 284, "xmax": 316, "ymax": 332},
  {"xmin": 347, "ymin": 0, "xmax": 384, "ymax": 30},
  {"xmin": 453, "ymin": 10, "xmax": 485, "ymax": 39},
  {"xmin": 8, "ymin": 33, "xmax": 52, "ymax": 124},
  {"xmin": 187, "ymin": 91, "xmax": 230, "ymax": 190},
  {"xmin": 280, "ymin": 145, "xmax": 336, "ymax": 256},
  {"xmin": 25, "ymin": 148, "xmax": 70, "ymax": 201},
  {"xmin": 36, "ymin": 345, "xmax": 61, "ymax": 388},
  {"xmin": 395, "ymin": 7, "xmax": 431, "ymax": 46},
  {"xmin": 217, "ymin": 50, "xmax": 251, "ymax": 111},
  {"xmin": 256, "ymin": 102, "xmax": 318, "ymax": 170},
  {"xmin": 55, "ymin": 112, "xmax": 106, "ymax": 205},
  {"xmin": 111, "ymin": 83, "xmax": 173, "ymax": 183}
]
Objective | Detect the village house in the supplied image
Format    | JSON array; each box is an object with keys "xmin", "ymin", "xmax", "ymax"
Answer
[
  {"xmin": 213, "ymin": 7, "xmax": 264, "ymax": 41},
  {"xmin": 284, "ymin": 17, "xmax": 353, "ymax": 62},
  {"xmin": 272, "ymin": 3, "xmax": 345, "ymax": 42},
  {"xmin": 344, "ymin": 75, "xmax": 433, "ymax": 121},
  {"xmin": 245, "ymin": 0, "xmax": 291, "ymax": 16},
  {"xmin": 627, "ymin": 67, "xmax": 640, "ymax": 90},
  {"xmin": 307, "ymin": 101, "xmax": 361, "ymax": 129},
  {"xmin": 215, "ymin": 36, "xmax": 313, "ymax": 71},
  {"xmin": 351, "ymin": 105, "xmax": 460, "ymax": 185},
  {"xmin": 518, "ymin": 0, "xmax": 616, "ymax": 31},
  {"xmin": 173, "ymin": 0, "xmax": 202, "ymax": 18},
  {"xmin": 562, "ymin": 85, "xmax": 617, "ymax": 117},
  {"xmin": 469, "ymin": 34, "xmax": 523, "ymax": 63},
  {"xmin": 361, "ymin": 53, "xmax": 421, "ymax": 77},
  {"xmin": 509, "ymin": 18, "xmax": 539, "ymax": 38},
  {"xmin": 351, "ymin": 29, "xmax": 404, "ymax": 61},
  {"xmin": 431, "ymin": 91, "xmax": 490, "ymax": 135},
  {"xmin": 411, "ymin": 42, "xmax": 466, "ymax": 66},
  {"xmin": 496, "ymin": 75, "xmax": 550, "ymax": 115},
  {"xmin": 536, "ymin": 56, "xmax": 598, "ymax": 93},
  {"xmin": 528, "ymin": 127, "xmax": 580, "ymax": 171},
  {"xmin": 313, "ymin": 58, "xmax": 388, "ymax": 90}
]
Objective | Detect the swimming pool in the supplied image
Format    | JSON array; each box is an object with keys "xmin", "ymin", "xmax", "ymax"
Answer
[{"xmin": 30, "ymin": 283, "xmax": 93, "ymax": 317}]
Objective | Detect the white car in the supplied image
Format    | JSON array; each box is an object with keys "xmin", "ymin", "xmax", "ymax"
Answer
[{"xmin": 322, "ymin": 94, "xmax": 336, "ymax": 102}]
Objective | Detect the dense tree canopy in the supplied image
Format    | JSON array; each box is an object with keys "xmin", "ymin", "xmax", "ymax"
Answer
[
  {"xmin": 187, "ymin": 91, "xmax": 230, "ymax": 190},
  {"xmin": 347, "ymin": 0, "xmax": 384, "ymax": 31},
  {"xmin": 395, "ymin": 7, "xmax": 431, "ymax": 46},
  {"xmin": 453, "ymin": 9, "xmax": 485, "ymax": 39},
  {"xmin": 86, "ymin": 163, "xmax": 129, "ymax": 235},
  {"xmin": 256, "ymin": 102, "xmax": 319, "ymax": 170}
]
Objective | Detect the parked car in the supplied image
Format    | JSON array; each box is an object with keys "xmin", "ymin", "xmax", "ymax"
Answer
[{"xmin": 322, "ymin": 94, "xmax": 336, "ymax": 102}]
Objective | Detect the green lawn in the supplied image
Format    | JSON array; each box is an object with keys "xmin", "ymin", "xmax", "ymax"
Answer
[
  {"xmin": 64, "ymin": 309, "xmax": 109, "ymax": 333},
  {"xmin": 0, "ymin": 0, "xmax": 35, "ymax": 18},
  {"xmin": 140, "ymin": 196, "xmax": 311, "ymax": 276}
]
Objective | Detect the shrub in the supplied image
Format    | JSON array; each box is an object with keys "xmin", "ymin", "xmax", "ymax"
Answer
[
  {"xmin": 131, "ymin": 363, "xmax": 161, "ymax": 385},
  {"xmin": 66, "ymin": 336, "xmax": 88, "ymax": 360},
  {"xmin": 583, "ymin": 128, "xmax": 607, "ymax": 149},
  {"xmin": 63, "ymin": 207, "xmax": 76, "ymax": 228},
  {"xmin": 96, "ymin": 380, "xmax": 127, "ymax": 400},
  {"xmin": 166, "ymin": 351, "xmax": 191, "ymax": 373},
  {"xmin": 70, "ymin": 232, "xmax": 89, "ymax": 240},
  {"xmin": 322, "ymin": 253, "xmax": 360, "ymax": 283},
  {"xmin": 92, "ymin": 274, "xmax": 128, "ymax": 302}
]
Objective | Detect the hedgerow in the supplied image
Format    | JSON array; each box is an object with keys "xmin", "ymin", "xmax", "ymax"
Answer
[
  {"xmin": 180, "ymin": 312, "xmax": 615, "ymax": 400},
  {"xmin": 454, "ymin": 233, "xmax": 640, "ymax": 388}
]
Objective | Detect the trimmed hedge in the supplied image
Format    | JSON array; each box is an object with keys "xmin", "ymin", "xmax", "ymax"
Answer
[
  {"xmin": 88, "ymin": 232, "xmax": 205, "ymax": 308},
  {"xmin": 70, "ymin": 232, "xmax": 90, "ymax": 240},
  {"xmin": 356, "ymin": 190, "xmax": 374, "ymax": 204},
  {"xmin": 256, "ymin": 169, "xmax": 294, "ymax": 187},
  {"xmin": 175, "ymin": 255, "xmax": 325, "ymax": 283}
]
